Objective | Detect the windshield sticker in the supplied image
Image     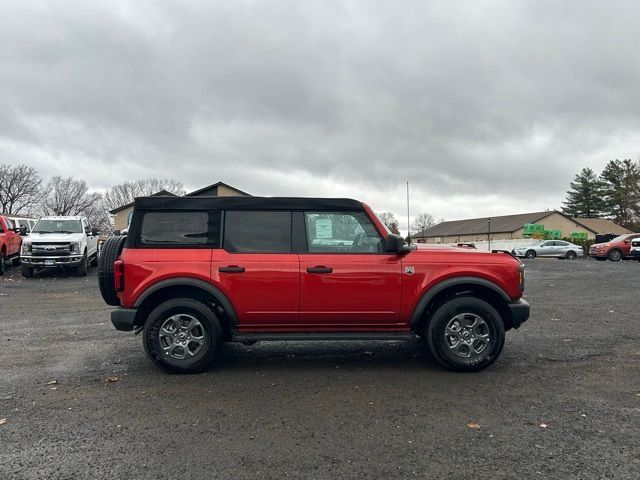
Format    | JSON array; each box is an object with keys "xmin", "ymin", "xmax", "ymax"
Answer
[{"xmin": 315, "ymin": 218, "xmax": 333, "ymax": 239}]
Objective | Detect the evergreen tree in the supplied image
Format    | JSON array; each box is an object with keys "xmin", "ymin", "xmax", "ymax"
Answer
[
  {"xmin": 599, "ymin": 159, "xmax": 640, "ymax": 228},
  {"xmin": 562, "ymin": 167, "xmax": 605, "ymax": 218}
]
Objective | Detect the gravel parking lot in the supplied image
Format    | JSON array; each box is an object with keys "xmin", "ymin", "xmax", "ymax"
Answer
[{"xmin": 1, "ymin": 259, "xmax": 639, "ymax": 479}]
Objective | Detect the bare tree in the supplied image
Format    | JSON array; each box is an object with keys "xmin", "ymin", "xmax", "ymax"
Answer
[
  {"xmin": 411, "ymin": 213, "xmax": 437, "ymax": 234},
  {"xmin": 102, "ymin": 178, "xmax": 186, "ymax": 212},
  {"xmin": 0, "ymin": 163, "xmax": 42, "ymax": 215},
  {"xmin": 378, "ymin": 211, "xmax": 400, "ymax": 234},
  {"xmin": 40, "ymin": 176, "xmax": 102, "ymax": 217}
]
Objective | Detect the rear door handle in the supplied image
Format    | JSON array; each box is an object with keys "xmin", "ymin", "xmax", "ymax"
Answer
[
  {"xmin": 219, "ymin": 266, "xmax": 245, "ymax": 273},
  {"xmin": 306, "ymin": 266, "xmax": 333, "ymax": 274}
]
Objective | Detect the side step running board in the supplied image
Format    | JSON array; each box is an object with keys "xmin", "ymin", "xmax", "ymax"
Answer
[{"xmin": 232, "ymin": 332, "xmax": 417, "ymax": 342}]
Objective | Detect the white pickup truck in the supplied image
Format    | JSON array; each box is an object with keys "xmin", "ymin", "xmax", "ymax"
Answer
[{"xmin": 20, "ymin": 216, "xmax": 99, "ymax": 277}]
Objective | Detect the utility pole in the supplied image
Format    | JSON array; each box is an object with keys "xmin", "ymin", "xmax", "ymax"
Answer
[
  {"xmin": 488, "ymin": 218, "xmax": 492, "ymax": 251},
  {"xmin": 406, "ymin": 181, "xmax": 411, "ymax": 243}
]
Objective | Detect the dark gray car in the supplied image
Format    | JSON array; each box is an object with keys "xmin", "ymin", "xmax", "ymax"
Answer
[{"xmin": 513, "ymin": 240, "xmax": 584, "ymax": 260}]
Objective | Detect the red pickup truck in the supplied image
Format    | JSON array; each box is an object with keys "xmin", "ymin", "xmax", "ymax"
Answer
[
  {"xmin": 0, "ymin": 215, "xmax": 22, "ymax": 275},
  {"xmin": 98, "ymin": 197, "xmax": 529, "ymax": 373}
]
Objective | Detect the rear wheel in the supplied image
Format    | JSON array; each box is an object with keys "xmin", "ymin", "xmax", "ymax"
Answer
[
  {"xmin": 427, "ymin": 297, "xmax": 505, "ymax": 372},
  {"xmin": 566, "ymin": 250, "xmax": 577, "ymax": 260},
  {"xmin": 608, "ymin": 249, "xmax": 622, "ymax": 262},
  {"xmin": 0, "ymin": 249, "xmax": 6, "ymax": 275},
  {"xmin": 525, "ymin": 250, "xmax": 536, "ymax": 259},
  {"xmin": 21, "ymin": 265, "xmax": 34, "ymax": 278},
  {"xmin": 98, "ymin": 236, "xmax": 127, "ymax": 306},
  {"xmin": 143, "ymin": 298, "xmax": 223, "ymax": 374}
]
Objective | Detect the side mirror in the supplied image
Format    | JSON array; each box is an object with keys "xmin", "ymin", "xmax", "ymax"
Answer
[
  {"xmin": 19, "ymin": 226, "xmax": 27, "ymax": 236},
  {"xmin": 91, "ymin": 227, "xmax": 99, "ymax": 236},
  {"xmin": 386, "ymin": 234, "xmax": 416, "ymax": 254}
]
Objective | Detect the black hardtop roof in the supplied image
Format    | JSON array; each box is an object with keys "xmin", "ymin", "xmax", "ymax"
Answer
[{"xmin": 133, "ymin": 196, "xmax": 364, "ymax": 211}]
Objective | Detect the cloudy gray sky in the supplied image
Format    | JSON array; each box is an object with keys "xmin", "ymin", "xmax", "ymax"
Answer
[{"xmin": 1, "ymin": 0, "xmax": 639, "ymax": 232}]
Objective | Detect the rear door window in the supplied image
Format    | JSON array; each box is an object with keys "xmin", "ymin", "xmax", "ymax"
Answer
[
  {"xmin": 140, "ymin": 211, "xmax": 219, "ymax": 246},
  {"xmin": 224, "ymin": 211, "xmax": 291, "ymax": 253}
]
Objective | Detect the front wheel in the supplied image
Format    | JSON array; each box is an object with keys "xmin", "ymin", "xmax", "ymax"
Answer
[
  {"xmin": 143, "ymin": 298, "xmax": 223, "ymax": 374},
  {"xmin": 76, "ymin": 252, "xmax": 88, "ymax": 277},
  {"xmin": 608, "ymin": 249, "xmax": 622, "ymax": 262},
  {"xmin": 21, "ymin": 265, "xmax": 34, "ymax": 278},
  {"xmin": 427, "ymin": 297, "xmax": 505, "ymax": 372}
]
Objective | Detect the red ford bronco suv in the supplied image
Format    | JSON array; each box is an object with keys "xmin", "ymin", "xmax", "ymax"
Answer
[{"xmin": 98, "ymin": 197, "xmax": 529, "ymax": 373}]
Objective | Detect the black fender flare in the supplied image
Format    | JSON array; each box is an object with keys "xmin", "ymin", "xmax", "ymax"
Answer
[
  {"xmin": 410, "ymin": 276, "xmax": 511, "ymax": 327},
  {"xmin": 133, "ymin": 278, "xmax": 238, "ymax": 328}
]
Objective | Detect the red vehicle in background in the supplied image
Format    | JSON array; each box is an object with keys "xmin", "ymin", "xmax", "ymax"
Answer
[
  {"xmin": 588, "ymin": 233, "xmax": 640, "ymax": 261},
  {"xmin": 0, "ymin": 215, "xmax": 23, "ymax": 274},
  {"xmin": 98, "ymin": 196, "xmax": 529, "ymax": 374}
]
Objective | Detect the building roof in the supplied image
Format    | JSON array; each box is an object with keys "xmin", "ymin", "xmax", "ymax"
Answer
[
  {"xmin": 134, "ymin": 196, "xmax": 362, "ymax": 212},
  {"xmin": 109, "ymin": 190, "xmax": 176, "ymax": 214},
  {"xmin": 412, "ymin": 210, "xmax": 598, "ymax": 238},
  {"xmin": 572, "ymin": 217, "xmax": 632, "ymax": 235},
  {"xmin": 186, "ymin": 181, "xmax": 251, "ymax": 197}
]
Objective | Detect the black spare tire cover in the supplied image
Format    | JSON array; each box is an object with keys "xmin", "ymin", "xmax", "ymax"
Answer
[{"xmin": 98, "ymin": 235, "xmax": 127, "ymax": 306}]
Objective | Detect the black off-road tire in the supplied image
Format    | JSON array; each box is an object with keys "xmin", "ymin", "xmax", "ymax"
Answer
[
  {"xmin": 98, "ymin": 236, "xmax": 126, "ymax": 306},
  {"xmin": 143, "ymin": 298, "xmax": 223, "ymax": 374},
  {"xmin": 608, "ymin": 249, "xmax": 622, "ymax": 262},
  {"xmin": 427, "ymin": 297, "xmax": 505, "ymax": 372},
  {"xmin": 21, "ymin": 265, "xmax": 34, "ymax": 278},
  {"xmin": 0, "ymin": 249, "xmax": 6, "ymax": 275},
  {"xmin": 566, "ymin": 250, "xmax": 577, "ymax": 260},
  {"xmin": 89, "ymin": 253, "xmax": 99, "ymax": 267},
  {"xmin": 525, "ymin": 250, "xmax": 536, "ymax": 259},
  {"xmin": 76, "ymin": 252, "xmax": 88, "ymax": 277}
]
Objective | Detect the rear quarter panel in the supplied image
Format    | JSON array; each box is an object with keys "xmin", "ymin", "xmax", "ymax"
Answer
[{"xmin": 119, "ymin": 248, "xmax": 212, "ymax": 307}]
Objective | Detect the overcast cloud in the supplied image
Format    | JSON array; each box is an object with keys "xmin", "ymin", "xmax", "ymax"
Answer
[{"xmin": 1, "ymin": 0, "xmax": 639, "ymax": 232}]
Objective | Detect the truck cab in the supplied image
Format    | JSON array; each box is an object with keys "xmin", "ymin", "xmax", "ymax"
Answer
[{"xmin": 20, "ymin": 216, "xmax": 99, "ymax": 277}]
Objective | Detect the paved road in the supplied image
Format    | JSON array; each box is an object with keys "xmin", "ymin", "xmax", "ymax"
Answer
[{"xmin": 1, "ymin": 259, "xmax": 639, "ymax": 479}]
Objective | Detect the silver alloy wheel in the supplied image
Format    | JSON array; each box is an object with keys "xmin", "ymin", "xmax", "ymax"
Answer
[
  {"xmin": 444, "ymin": 313, "xmax": 491, "ymax": 359},
  {"xmin": 158, "ymin": 313, "xmax": 206, "ymax": 361}
]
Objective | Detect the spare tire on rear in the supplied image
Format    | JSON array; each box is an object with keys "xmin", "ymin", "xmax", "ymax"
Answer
[{"xmin": 98, "ymin": 235, "xmax": 127, "ymax": 306}]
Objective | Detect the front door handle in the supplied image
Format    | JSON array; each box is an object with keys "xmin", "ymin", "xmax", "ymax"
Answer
[
  {"xmin": 307, "ymin": 266, "xmax": 332, "ymax": 274},
  {"xmin": 219, "ymin": 266, "xmax": 245, "ymax": 273}
]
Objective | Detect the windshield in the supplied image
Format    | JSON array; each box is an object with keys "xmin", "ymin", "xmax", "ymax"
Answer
[
  {"xmin": 609, "ymin": 234, "xmax": 631, "ymax": 243},
  {"xmin": 33, "ymin": 219, "xmax": 83, "ymax": 234}
]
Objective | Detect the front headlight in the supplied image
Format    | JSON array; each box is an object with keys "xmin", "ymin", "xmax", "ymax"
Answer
[
  {"xmin": 70, "ymin": 242, "xmax": 81, "ymax": 254},
  {"xmin": 21, "ymin": 242, "xmax": 32, "ymax": 255}
]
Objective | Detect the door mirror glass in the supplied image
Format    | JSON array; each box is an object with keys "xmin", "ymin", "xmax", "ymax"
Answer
[
  {"xmin": 19, "ymin": 226, "xmax": 27, "ymax": 236},
  {"xmin": 91, "ymin": 227, "xmax": 99, "ymax": 236}
]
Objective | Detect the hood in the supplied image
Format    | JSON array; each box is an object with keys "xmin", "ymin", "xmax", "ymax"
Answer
[
  {"xmin": 24, "ymin": 232, "xmax": 86, "ymax": 243},
  {"xmin": 413, "ymin": 243, "xmax": 494, "ymax": 255}
]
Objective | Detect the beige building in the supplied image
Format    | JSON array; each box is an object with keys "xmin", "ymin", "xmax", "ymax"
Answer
[
  {"xmin": 411, "ymin": 210, "xmax": 608, "ymax": 244},
  {"xmin": 110, "ymin": 182, "xmax": 250, "ymax": 231}
]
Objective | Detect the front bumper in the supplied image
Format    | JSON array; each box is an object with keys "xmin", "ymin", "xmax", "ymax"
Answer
[
  {"xmin": 111, "ymin": 308, "xmax": 138, "ymax": 331},
  {"xmin": 508, "ymin": 299, "xmax": 530, "ymax": 329},
  {"xmin": 21, "ymin": 255, "xmax": 84, "ymax": 267}
]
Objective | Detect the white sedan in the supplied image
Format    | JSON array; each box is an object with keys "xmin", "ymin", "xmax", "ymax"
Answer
[{"xmin": 512, "ymin": 240, "xmax": 584, "ymax": 260}]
